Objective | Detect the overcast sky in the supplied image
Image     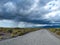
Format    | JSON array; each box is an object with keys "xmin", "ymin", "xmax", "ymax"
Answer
[{"xmin": 0, "ymin": 0, "xmax": 60, "ymax": 27}]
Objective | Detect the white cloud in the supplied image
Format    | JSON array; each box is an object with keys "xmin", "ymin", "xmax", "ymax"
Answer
[
  {"xmin": 42, "ymin": 0, "xmax": 60, "ymax": 23},
  {"xmin": 44, "ymin": 11, "xmax": 58, "ymax": 19},
  {"xmin": 0, "ymin": 20, "xmax": 56, "ymax": 28},
  {"xmin": 44, "ymin": 0, "xmax": 60, "ymax": 11},
  {"xmin": 18, "ymin": 22, "xmax": 47, "ymax": 28},
  {"xmin": 0, "ymin": 20, "xmax": 48, "ymax": 28},
  {"xmin": 0, "ymin": 20, "xmax": 18, "ymax": 28},
  {"xmin": 43, "ymin": 10, "xmax": 60, "ymax": 23}
]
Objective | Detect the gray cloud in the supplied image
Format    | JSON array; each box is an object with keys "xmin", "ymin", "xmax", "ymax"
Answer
[{"xmin": 0, "ymin": 0, "xmax": 60, "ymax": 27}]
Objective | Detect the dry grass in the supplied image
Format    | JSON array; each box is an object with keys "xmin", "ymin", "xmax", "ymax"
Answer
[
  {"xmin": 0, "ymin": 28, "xmax": 60, "ymax": 40},
  {"xmin": 0, "ymin": 28, "xmax": 41, "ymax": 40},
  {"xmin": 49, "ymin": 28, "xmax": 60, "ymax": 36}
]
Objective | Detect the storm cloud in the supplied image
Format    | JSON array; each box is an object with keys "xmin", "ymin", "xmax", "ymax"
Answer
[{"xmin": 0, "ymin": 0, "xmax": 60, "ymax": 27}]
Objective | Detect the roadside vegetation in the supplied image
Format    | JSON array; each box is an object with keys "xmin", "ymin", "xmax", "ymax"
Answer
[
  {"xmin": 0, "ymin": 28, "xmax": 60, "ymax": 40},
  {"xmin": 49, "ymin": 28, "xmax": 60, "ymax": 36},
  {"xmin": 0, "ymin": 28, "xmax": 41, "ymax": 40}
]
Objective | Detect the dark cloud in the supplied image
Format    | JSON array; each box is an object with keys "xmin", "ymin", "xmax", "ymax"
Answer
[{"xmin": 0, "ymin": 0, "xmax": 60, "ymax": 27}]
